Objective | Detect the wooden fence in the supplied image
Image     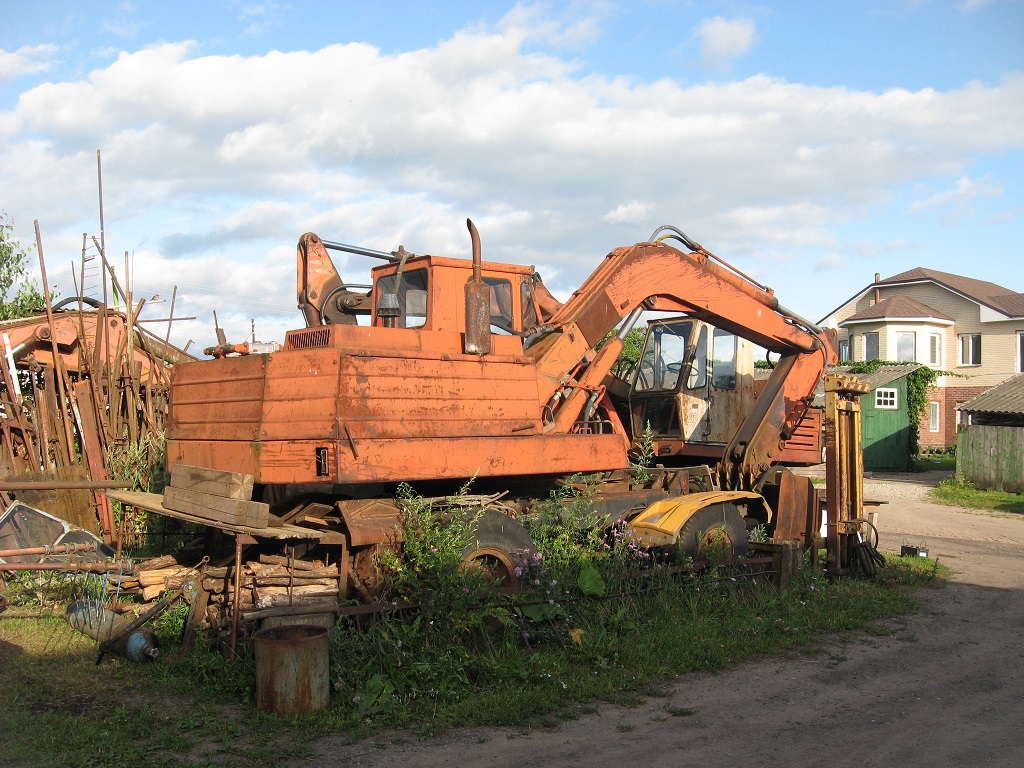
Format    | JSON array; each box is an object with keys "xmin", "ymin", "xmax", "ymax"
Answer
[{"xmin": 956, "ymin": 425, "xmax": 1024, "ymax": 493}]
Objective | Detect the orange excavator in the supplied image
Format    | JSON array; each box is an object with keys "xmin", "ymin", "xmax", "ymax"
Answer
[{"xmin": 157, "ymin": 221, "xmax": 836, "ymax": 585}]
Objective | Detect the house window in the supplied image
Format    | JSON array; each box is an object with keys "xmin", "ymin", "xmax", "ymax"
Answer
[
  {"xmin": 896, "ymin": 331, "xmax": 916, "ymax": 363},
  {"xmin": 929, "ymin": 401, "xmax": 940, "ymax": 433},
  {"xmin": 959, "ymin": 334, "xmax": 981, "ymax": 366},
  {"xmin": 865, "ymin": 332, "xmax": 879, "ymax": 361},
  {"xmin": 875, "ymin": 388, "xmax": 898, "ymax": 409},
  {"xmin": 839, "ymin": 340, "xmax": 850, "ymax": 362},
  {"xmin": 1018, "ymin": 331, "xmax": 1024, "ymax": 373},
  {"xmin": 929, "ymin": 333, "xmax": 943, "ymax": 367}
]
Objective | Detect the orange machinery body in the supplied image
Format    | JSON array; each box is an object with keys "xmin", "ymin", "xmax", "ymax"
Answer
[
  {"xmin": 167, "ymin": 252, "xmax": 630, "ymax": 486},
  {"xmin": 167, "ymin": 323, "xmax": 629, "ymax": 485},
  {"xmin": 167, "ymin": 230, "xmax": 835, "ymax": 506}
]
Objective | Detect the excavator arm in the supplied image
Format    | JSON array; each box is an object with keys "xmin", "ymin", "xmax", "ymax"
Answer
[{"xmin": 529, "ymin": 229, "xmax": 837, "ymax": 488}]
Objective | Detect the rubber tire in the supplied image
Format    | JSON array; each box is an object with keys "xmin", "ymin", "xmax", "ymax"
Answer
[
  {"xmin": 461, "ymin": 509, "xmax": 534, "ymax": 585},
  {"xmin": 675, "ymin": 502, "xmax": 748, "ymax": 560},
  {"xmin": 53, "ymin": 296, "xmax": 103, "ymax": 310}
]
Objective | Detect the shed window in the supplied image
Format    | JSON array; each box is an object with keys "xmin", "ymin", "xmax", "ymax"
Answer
[
  {"xmin": 875, "ymin": 388, "xmax": 898, "ymax": 410},
  {"xmin": 959, "ymin": 334, "xmax": 981, "ymax": 366}
]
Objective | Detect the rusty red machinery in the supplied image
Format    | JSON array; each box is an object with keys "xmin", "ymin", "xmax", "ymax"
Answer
[{"xmin": 109, "ymin": 220, "xmax": 840, "ymax": 609}]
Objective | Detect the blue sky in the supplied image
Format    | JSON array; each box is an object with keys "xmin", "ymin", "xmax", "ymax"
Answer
[{"xmin": 2, "ymin": 1, "xmax": 1022, "ymax": 350}]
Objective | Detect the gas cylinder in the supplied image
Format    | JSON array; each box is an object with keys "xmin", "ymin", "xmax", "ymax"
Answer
[{"xmin": 66, "ymin": 599, "xmax": 160, "ymax": 662}]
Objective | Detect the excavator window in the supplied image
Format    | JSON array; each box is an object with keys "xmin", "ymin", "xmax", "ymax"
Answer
[
  {"xmin": 520, "ymin": 279, "xmax": 539, "ymax": 330},
  {"xmin": 686, "ymin": 325, "xmax": 708, "ymax": 390},
  {"xmin": 376, "ymin": 269, "xmax": 429, "ymax": 329},
  {"xmin": 711, "ymin": 327, "xmax": 738, "ymax": 390},
  {"xmin": 634, "ymin": 321, "xmax": 692, "ymax": 392},
  {"xmin": 483, "ymin": 277, "xmax": 515, "ymax": 334}
]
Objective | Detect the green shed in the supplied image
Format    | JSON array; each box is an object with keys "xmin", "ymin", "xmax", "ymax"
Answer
[{"xmin": 814, "ymin": 364, "xmax": 922, "ymax": 472}]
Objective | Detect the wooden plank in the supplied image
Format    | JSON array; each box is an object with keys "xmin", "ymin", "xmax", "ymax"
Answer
[
  {"xmin": 170, "ymin": 464, "xmax": 254, "ymax": 500},
  {"xmin": 163, "ymin": 486, "xmax": 268, "ymax": 528},
  {"xmin": 105, "ymin": 490, "xmax": 321, "ymax": 540}
]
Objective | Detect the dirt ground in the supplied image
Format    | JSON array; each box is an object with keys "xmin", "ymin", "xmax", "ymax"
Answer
[{"xmin": 297, "ymin": 470, "xmax": 1024, "ymax": 767}]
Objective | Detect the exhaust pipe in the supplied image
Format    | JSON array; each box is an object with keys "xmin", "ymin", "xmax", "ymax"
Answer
[{"xmin": 463, "ymin": 219, "xmax": 491, "ymax": 355}]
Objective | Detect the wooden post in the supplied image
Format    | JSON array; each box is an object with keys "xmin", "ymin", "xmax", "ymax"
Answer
[{"xmin": 824, "ymin": 374, "xmax": 870, "ymax": 577}]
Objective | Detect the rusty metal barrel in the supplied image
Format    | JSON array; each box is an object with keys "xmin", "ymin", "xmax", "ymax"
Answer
[{"xmin": 253, "ymin": 624, "xmax": 330, "ymax": 715}]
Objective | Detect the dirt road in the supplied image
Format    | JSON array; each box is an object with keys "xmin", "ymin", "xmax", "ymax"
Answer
[{"xmin": 303, "ymin": 473, "xmax": 1024, "ymax": 767}]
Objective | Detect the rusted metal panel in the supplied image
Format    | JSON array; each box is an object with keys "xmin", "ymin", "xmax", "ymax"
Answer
[
  {"xmin": 168, "ymin": 354, "xmax": 267, "ymax": 442},
  {"xmin": 260, "ymin": 349, "xmax": 342, "ymax": 439},
  {"xmin": 169, "ymin": 432, "xmax": 629, "ymax": 486},
  {"xmin": 337, "ymin": 498, "xmax": 403, "ymax": 547},
  {"xmin": 338, "ymin": 358, "xmax": 541, "ymax": 439}
]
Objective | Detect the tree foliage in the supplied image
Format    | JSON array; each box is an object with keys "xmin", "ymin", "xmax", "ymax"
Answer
[{"xmin": 0, "ymin": 212, "xmax": 47, "ymax": 320}]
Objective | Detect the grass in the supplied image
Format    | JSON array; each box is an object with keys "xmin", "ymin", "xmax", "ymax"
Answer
[
  {"xmin": 0, "ymin": 554, "xmax": 945, "ymax": 768},
  {"xmin": 928, "ymin": 474, "xmax": 1024, "ymax": 515},
  {"xmin": 912, "ymin": 453, "xmax": 957, "ymax": 472}
]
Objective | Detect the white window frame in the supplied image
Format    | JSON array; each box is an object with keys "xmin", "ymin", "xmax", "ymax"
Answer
[
  {"xmin": 929, "ymin": 333, "xmax": 943, "ymax": 368},
  {"xmin": 929, "ymin": 401, "xmax": 940, "ymax": 433},
  {"xmin": 959, "ymin": 333, "xmax": 981, "ymax": 366},
  {"xmin": 895, "ymin": 331, "xmax": 916, "ymax": 363},
  {"xmin": 875, "ymin": 388, "xmax": 898, "ymax": 410},
  {"xmin": 839, "ymin": 340, "xmax": 850, "ymax": 362}
]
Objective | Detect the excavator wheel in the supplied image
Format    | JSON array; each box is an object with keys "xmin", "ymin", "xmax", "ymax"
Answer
[
  {"xmin": 676, "ymin": 501, "xmax": 748, "ymax": 564},
  {"xmin": 462, "ymin": 509, "xmax": 534, "ymax": 587}
]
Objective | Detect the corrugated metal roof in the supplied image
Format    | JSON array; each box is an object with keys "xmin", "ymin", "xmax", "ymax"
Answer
[
  {"xmin": 811, "ymin": 364, "xmax": 921, "ymax": 408},
  {"xmin": 957, "ymin": 374, "xmax": 1024, "ymax": 415}
]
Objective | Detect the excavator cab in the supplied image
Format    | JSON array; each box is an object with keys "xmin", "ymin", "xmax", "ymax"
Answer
[
  {"xmin": 296, "ymin": 228, "xmax": 556, "ymax": 339},
  {"xmin": 627, "ymin": 317, "xmax": 758, "ymax": 463},
  {"xmin": 367, "ymin": 257, "xmax": 540, "ymax": 335}
]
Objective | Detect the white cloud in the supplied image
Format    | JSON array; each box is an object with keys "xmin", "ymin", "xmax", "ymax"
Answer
[
  {"xmin": 0, "ymin": 44, "xmax": 60, "ymax": 80},
  {"xmin": 910, "ymin": 174, "xmax": 1003, "ymax": 222},
  {"xmin": 1, "ymin": 9, "xmax": 1022, "ymax": 347},
  {"xmin": 693, "ymin": 17, "xmax": 757, "ymax": 72},
  {"xmin": 603, "ymin": 201, "xmax": 649, "ymax": 224}
]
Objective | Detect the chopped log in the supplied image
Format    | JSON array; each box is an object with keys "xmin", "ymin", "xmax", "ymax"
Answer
[
  {"xmin": 258, "ymin": 554, "xmax": 326, "ymax": 571},
  {"xmin": 137, "ymin": 566, "xmax": 191, "ymax": 588},
  {"xmin": 249, "ymin": 576, "xmax": 339, "ymax": 587},
  {"xmin": 254, "ymin": 588, "xmax": 340, "ymax": 610}
]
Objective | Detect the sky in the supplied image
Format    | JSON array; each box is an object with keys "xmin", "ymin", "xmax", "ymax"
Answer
[{"xmin": 2, "ymin": 0, "xmax": 1022, "ymax": 353}]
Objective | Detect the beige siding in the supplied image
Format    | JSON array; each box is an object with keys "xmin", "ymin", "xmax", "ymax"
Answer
[{"xmin": 827, "ymin": 281, "xmax": 1022, "ymax": 386}]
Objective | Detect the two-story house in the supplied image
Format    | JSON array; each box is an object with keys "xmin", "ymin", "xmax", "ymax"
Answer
[{"xmin": 818, "ymin": 267, "xmax": 1024, "ymax": 450}]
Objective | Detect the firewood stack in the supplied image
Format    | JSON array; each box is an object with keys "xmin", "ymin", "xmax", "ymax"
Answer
[{"xmin": 117, "ymin": 552, "xmax": 343, "ymax": 627}]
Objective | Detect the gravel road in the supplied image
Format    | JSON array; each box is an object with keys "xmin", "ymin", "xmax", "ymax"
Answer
[{"xmin": 299, "ymin": 472, "xmax": 1024, "ymax": 768}]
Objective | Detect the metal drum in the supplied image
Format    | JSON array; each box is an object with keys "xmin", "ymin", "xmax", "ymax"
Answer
[{"xmin": 253, "ymin": 624, "xmax": 330, "ymax": 715}]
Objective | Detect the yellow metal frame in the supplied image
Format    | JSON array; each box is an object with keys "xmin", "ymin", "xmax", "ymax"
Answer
[{"xmin": 628, "ymin": 490, "xmax": 768, "ymax": 547}]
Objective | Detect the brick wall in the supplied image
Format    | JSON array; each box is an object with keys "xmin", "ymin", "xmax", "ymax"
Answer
[{"xmin": 919, "ymin": 385, "xmax": 991, "ymax": 450}]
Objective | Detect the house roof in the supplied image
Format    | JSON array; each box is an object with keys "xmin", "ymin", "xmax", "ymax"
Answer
[
  {"xmin": 877, "ymin": 267, "xmax": 1024, "ymax": 318},
  {"xmin": 819, "ymin": 266, "xmax": 1024, "ymax": 324},
  {"xmin": 957, "ymin": 374, "xmax": 1024, "ymax": 416},
  {"xmin": 840, "ymin": 295, "xmax": 954, "ymax": 325},
  {"xmin": 810, "ymin": 364, "xmax": 922, "ymax": 408}
]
